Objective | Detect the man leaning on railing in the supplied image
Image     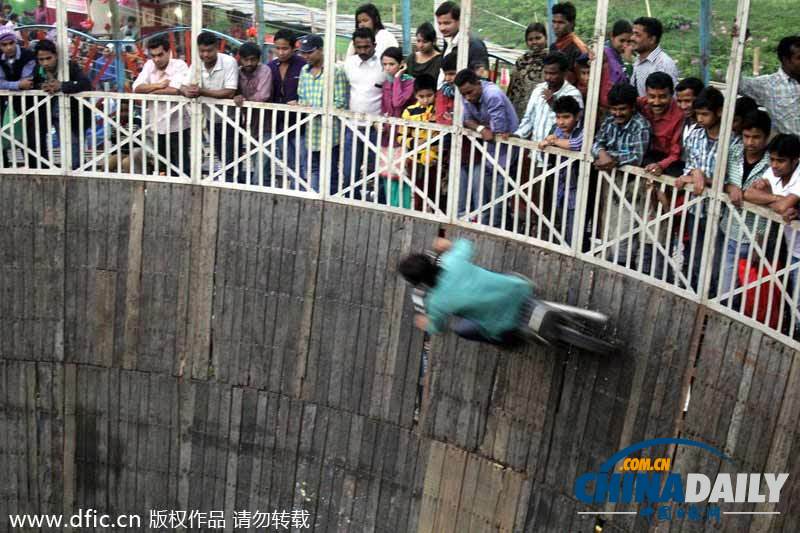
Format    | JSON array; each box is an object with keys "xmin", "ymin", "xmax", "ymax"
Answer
[
  {"xmin": 455, "ymin": 68, "xmax": 519, "ymax": 228},
  {"xmin": 32, "ymin": 39, "xmax": 91, "ymax": 170},
  {"xmin": 0, "ymin": 26, "xmax": 36, "ymax": 168},
  {"xmin": 132, "ymin": 35, "xmax": 191, "ymax": 177},
  {"xmin": 181, "ymin": 32, "xmax": 239, "ymax": 183}
]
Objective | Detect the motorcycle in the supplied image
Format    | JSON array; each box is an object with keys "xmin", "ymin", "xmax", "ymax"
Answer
[{"xmin": 410, "ymin": 252, "xmax": 616, "ymax": 356}]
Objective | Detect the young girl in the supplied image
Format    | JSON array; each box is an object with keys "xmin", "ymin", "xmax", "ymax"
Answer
[
  {"xmin": 381, "ymin": 47, "xmax": 416, "ymax": 118},
  {"xmin": 345, "ymin": 3, "xmax": 399, "ymax": 58},
  {"xmin": 506, "ymin": 23, "xmax": 548, "ymax": 119},
  {"xmin": 405, "ymin": 22, "xmax": 441, "ymax": 80},
  {"xmin": 379, "ymin": 47, "xmax": 415, "ymax": 207}
]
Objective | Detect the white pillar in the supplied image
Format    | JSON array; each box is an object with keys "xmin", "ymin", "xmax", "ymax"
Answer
[
  {"xmin": 190, "ymin": 0, "xmax": 203, "ymax": 183},
  {"xmin": 55, "ymin": 0, "xmax": 71, "ymax": 171},
  {"xmin": 445, "ymin": 0, "xmax": 472, "ymax": 222},
  {"xmin": 698, "ymin": 0, "xmax": 752, "ymax": 299},
  {"xmin": 572, "ymin": 0, "xmax": 609, "ymax": 250},
  {"xmin": 319, "ymin": 0, "xmax": 338, "ymax": 198}
]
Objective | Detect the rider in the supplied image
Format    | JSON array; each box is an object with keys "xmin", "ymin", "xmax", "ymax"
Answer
[{"xmin": 398, "ymin": 237, "xmax": 534, "ymax": 344}]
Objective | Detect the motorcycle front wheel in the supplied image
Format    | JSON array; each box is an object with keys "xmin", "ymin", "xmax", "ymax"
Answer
[{"xmin": 556, "ymin": 323, "xmax": 616, "ymax": 356}]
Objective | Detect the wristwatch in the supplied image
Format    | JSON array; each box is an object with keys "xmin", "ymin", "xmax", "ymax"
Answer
[{"xmin": 476, "ymin": 125, "xmax": 486, "ymax": 134}]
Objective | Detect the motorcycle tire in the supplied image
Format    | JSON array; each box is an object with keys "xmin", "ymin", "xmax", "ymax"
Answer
[{"xmin": 556, "ymin": 323, "xmax": 616, "ymax": 356}]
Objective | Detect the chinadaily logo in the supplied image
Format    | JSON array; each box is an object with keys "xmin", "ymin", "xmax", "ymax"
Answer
[{"xmin": 574, "ymin": 438, "xmax": 788, "ymax": 524}]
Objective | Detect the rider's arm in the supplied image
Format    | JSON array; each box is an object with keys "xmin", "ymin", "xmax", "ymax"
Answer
[{"xmin": 432, "ymin": 237, "xmax": 451, "ymax": 253}]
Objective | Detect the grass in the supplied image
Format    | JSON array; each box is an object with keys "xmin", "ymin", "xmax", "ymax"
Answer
[{"xmin": 290, "ymin": 0, "xmax": 798, "ymax": 81}]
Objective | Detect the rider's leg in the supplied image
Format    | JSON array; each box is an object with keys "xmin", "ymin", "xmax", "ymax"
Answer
[{"xmin": 452, "ymin": 318, "xmax": 496, "ymax": 343}]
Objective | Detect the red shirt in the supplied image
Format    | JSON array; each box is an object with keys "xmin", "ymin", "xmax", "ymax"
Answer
[
  {"xmin": 435, "ymin": 90, "xmax": 454, "ymax": 125},
  {"xmin": 637, "ymin": 96, "xmax": 684, "ymax": 170}
]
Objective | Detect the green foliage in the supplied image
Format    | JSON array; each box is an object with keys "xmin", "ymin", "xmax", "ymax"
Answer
[{"xmin": 298, "ymin": 0, "xmax": 796, "ymax": 82}]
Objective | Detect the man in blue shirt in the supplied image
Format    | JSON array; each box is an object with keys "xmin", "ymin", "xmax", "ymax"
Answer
[
  {"xmin": 267, "ymin": 29, "xmax": 307, "ymax": 186},
  {"xmin": 398, "ymin": 237, "xmax": 533, "ymax": 344},
  {"xmin": 455, "ymin": 69, "xmax": 519, "ymax": 228}
]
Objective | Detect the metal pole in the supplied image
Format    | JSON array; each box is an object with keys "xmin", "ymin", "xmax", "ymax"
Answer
[
  {"xmin": 190, "ymin": 0, "xmax": 203, "ymax": 183},
  {"xmin": 445, "ymin": 0, "xmax": 471, "ymax": 222},
  {"xmin": 108, "ymin": 0, "xmax": 125, "ymax": 92},
  {"xmin": 319, "ymin": 0, "xmax": 338, "ymax": 199},
  {"xmin": 254, "ymin": 0, "xmax": 267, "ymax": 61},
  {"xmin": 572, "ymin": 0, "xmax": 609, "ymax": 252},
  {"xmin": 55, "ymin": 0, "xmax": 71, "ymax": 172},
  {"xmin": 402, "ymin": 0, "xmax": 411, "ymax": 54},
  {"xmin": 547, "ymin": 0, "xmax": 555, "ymax": 47},
  {"xmin": 700, "ymin": 0, "xmax": 711, "ymax": 83},
  {"xmin": 698, "ymin": 0, "xmax": 752, "ymax": 301}
]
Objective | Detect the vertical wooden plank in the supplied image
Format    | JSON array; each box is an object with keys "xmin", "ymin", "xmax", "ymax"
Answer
[
  {"xmin": 62, "ymin": 363, "xmax": 77, "ymax": 530},
  {"xmin": 187, "ymin": 187, "xmax": 219, "ymax": 379},
  {"xmin": 290, "ymin": 200, "xmax": 323, "ymax": 399},
  {"xmin": 121, "ymin": 182, "xmax": 144, "ymax": 370},
  {"xmin": 224, "ymin": 386, "xmax": 243, "ymax": 533}
]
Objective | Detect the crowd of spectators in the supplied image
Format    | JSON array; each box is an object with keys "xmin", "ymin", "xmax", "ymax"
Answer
[{"xmin": 0, "ymin": 2, "xmax": 798, "ymax": 331}]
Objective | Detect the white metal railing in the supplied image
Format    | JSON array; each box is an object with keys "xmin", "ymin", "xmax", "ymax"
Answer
[
  {"xmin": 330, "ymin": 109, "xmax": 452, "ymax": 219},
  {"xmin": 0, "ymin": 91, "xmax": 62, "ymax": 174},
  {"xmin": 2, "ymin": 90, "xmax": 797, "ymax": 348},
  {"xmin": 707, "ymin": 197, "xmax": 800, "ymax": 335},
  {"xmin": 71, "ymin": 92, "xmax": 192, "ymax": 182},
  {"xmin": 455, "ymin": 133, "xmax": 582, "ymax": 253}
]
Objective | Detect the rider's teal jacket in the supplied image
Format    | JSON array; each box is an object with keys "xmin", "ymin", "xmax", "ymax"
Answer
[{"xmin": 425, "ymin": 239, "xmax": 533, "ymax": 340}]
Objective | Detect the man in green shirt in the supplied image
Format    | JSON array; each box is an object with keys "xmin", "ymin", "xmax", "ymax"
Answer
[{"xmin": 398, "ymin": 238, "xmax": 533, "ymax": 343}]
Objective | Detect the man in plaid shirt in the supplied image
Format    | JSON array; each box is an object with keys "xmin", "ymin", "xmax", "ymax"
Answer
[
  {"xmin": 674, "ymin": 86, "xmax": 728, "ymax": 289},
  {"xmin": 591, "ymin": 83, "xmax": 653, "ymax": 268},
  {"xmin": 296, "ymin": 34, "xmax": 349, "ymax": 193},
  {"xmin": 591, "ymin": 83, "xmax": 651, "ymax": 170},
  {"xmin": 739, "ymin": 36, "xmax": 800, "ymax": 137}
]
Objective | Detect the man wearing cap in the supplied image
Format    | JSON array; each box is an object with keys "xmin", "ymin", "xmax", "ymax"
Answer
[
  {"xmin": 0, "ymin": 26, "xmax": 37, "ymax": 167},
  {"xmin": 296, "ymin": 34, "xmax": 348, "ymax": 193}
]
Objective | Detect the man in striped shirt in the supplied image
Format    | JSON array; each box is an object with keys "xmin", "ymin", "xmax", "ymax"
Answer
[
  {"xmin": 738, "ymin": 36, "xmax": 800, "ymax": 137},
  {"xmin": 629, "ymin": 17, "xmax": 679, "ymax": 97},
  {"xmin": 715, "ymin": 110, "xmax": 772, "ymax": 300},
  {"xmin": 674, "ymin": 87, "xmax": 728, "ymax": 290}
]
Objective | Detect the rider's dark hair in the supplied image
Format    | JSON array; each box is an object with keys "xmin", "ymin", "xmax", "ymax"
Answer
[{"xmin": 398, "ymin": 254, "xmax": 440, "ymax": 287}]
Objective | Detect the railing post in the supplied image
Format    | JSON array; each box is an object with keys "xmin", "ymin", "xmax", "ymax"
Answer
[
  {"xmin": 319, "ymin": 0, "xmax": 338, "ymax": 199},
  {"xmin": 445, "ymin": 0, "xmax": 471, "ymax": 223},
  {"xmin": 55, "ymin": 0, "xmax": 72, "ymax": 172},
  {"xmin": 573, "ymin": 0, "xmax": 608, "ymax": 254},
  {"xmin": 189, "ymin": 0, "xmax": 203, "ymax": 184},
  {"xmin": 698, "ymin": 0, "xmax": 751, "ymax": 302}
]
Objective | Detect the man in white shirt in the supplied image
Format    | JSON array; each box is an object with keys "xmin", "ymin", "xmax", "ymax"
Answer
[
  {"xmin": 515, "ymin": 51, "xmax": 583, "ymax": 145},
  {"xmin": 132, "ymin": 35, "xmax": 191, "ymax": 176},
  {"xmin": 182, "ymin": 32, "xmax": 239, "ymax": 181},
  {"xmin": 341, "ymin": 27, "xmax": 384, "ymax": 197},
  {"xmin": 743, "ymin": 133, "xmax": 800, "ymax": 327},
  {"xmin": 629, "ymin": 17, "xmax": 680, "ymax": 97}
]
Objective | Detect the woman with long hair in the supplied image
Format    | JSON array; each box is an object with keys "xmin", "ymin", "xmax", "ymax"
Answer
[
  {"xmin": 506, "ymin": 23, "xmax": 548, "ymax": 119},
  {"xmin": 405, "ymin": 22, "xmax": 441, "ymax": 80},
  {"xmin": 345, "ymin": 3, "xmax": 399, "ymax": 58}
]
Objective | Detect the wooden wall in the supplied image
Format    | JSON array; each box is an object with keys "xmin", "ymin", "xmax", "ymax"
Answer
[{"xmin": 0, "ymin": 175, "xmax": 797, "ymax": 532}]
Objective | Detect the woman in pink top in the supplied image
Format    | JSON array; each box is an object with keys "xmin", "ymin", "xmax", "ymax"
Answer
[
  {"xmin": 379, "ymin": 47, "xmax": 415, "ymax": 207},
  {"xmin": 380, "ymin": 47, "xmax": 415, "ymax": 118}
]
